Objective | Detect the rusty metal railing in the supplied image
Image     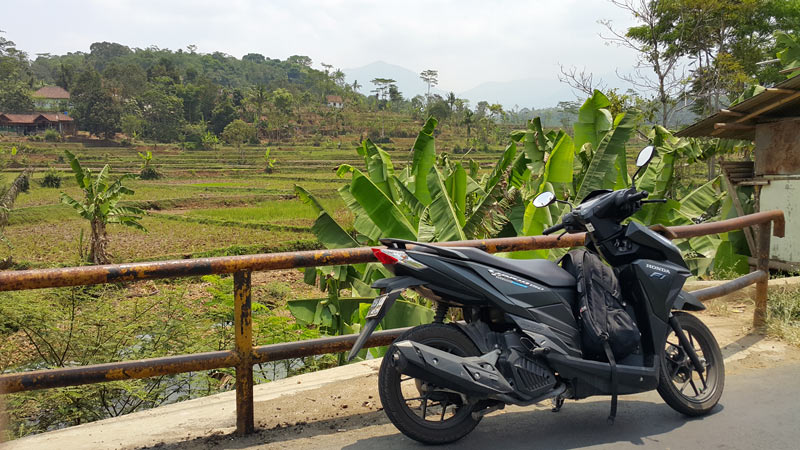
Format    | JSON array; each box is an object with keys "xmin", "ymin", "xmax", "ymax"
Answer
[{"xmin": 0, "ymin": 210, "xmax": 785, "ymax": 434}]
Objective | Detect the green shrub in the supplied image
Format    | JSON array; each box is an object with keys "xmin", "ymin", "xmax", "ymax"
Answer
[
  {"xmin": 139, "ymin": 167, "xmax": 162, "ymax": 180},
  {"xmin": 19, "ymin": 173, "xmax": 29, "ymax": 193},
  {"xmin": 265, "ymin": 281, "xmax": 291, "ymax": 301},
  {"xmin": 40, "ymin": 168, "xmax": 61, "ymax": 188},
  {"xmin": 43, "ymin": 129, "xmax": 61, "ymax": 142}
]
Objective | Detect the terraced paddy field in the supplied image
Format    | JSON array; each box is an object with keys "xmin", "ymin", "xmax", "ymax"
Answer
[{"xmin": 2, "ymin": 138, "xmax": 508, "ymax": 268}]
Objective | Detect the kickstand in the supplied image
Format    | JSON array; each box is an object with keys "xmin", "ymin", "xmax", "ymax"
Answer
[{"xmin": 551, "ymin": 395, "xmax": 565, "ymax": 412}]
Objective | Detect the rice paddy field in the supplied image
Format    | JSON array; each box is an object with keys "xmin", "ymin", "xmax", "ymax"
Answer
[{"xmin": 2, "ymin": 137, "xmax": 508, "ymax": 267}]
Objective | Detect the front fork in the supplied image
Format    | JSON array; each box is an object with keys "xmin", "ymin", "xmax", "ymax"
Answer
[{"xmin": 668, "ymin": 314, "xmax": 705, "ymax": 374}]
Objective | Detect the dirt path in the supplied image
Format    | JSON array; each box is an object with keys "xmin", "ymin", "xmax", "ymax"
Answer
[{"xmin": 133, "ymin": 304, "xmax": 800, "ymax": 450}]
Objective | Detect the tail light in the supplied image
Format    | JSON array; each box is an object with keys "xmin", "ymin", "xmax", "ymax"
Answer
[
  {"xmin": 372, "ymin": 248, "xmax": 401, "ymax": 264},
  {"xmin": 372, "ymin": 248, "xmax": 426, "ymax": 269}
]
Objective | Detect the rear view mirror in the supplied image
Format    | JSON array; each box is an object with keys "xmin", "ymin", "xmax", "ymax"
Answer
[
  {"xmin": 636, "ymin": 146, "xmax": 655, "ymax": 167},
  {"xmin": 631, "ymin": 146, "xmax": 656, "ymax": 189},
  {"xmin": 532, "ymin": 191, "xmax": 556, "ymax": 208}
]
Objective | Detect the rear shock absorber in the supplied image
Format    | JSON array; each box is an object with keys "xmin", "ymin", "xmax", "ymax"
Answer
[{"xmin": 433, "ymin": 302, "xmax": 449, "ymax": 323}]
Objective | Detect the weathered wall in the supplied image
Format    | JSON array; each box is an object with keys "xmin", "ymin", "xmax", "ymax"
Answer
[
  {"xmin": 755, "ymin": 119, "xmax": 800, "ymax": 176},
  {"xmin": 760, "ymin": 178, "xmax": 800, "ymax": 263}
]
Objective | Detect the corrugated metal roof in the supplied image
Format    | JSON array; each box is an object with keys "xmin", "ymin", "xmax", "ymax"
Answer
[{"xmin": 676, "ymin": 76, "xmax": 800, "ymax": 139}]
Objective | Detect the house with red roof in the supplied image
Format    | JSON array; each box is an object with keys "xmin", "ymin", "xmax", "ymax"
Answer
[
  {"xmin": 0, "ymin": 113, "xmax": 75, "ymax": 135},
  {"xmin": 33, "ymin": 86, "xmax": 71, "ymax": 111}
]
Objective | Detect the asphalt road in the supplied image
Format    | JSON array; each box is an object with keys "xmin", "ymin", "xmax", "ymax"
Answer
[{"xmin": 280, "ymin": 363, "xmax": 800, "ymax": 450}]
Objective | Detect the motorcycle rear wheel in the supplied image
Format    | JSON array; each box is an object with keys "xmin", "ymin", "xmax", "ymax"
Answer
[
  {"xmin": 657, "ymin": 312, "xmax": 725, "ymax": 416},
  {"xmin": 378, "ymin": 323, "xmax": 482, "ymax": 444}
]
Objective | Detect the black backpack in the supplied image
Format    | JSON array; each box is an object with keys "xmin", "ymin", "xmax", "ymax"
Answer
[{"xmin": 561, "ymin": 249, "xmax": 640, "ymax": 423}]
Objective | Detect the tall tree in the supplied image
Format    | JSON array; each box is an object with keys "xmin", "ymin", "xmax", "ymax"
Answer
[
  {"xmin": 601, "ymin": 0, "xmax": 685, "ymax": 126},
  {"xmin": 420, "ymin": 69, "xmax": 438, "ymax": 100},
  {"xmin": 71, "ymin": 69, "xmax": 121, "ymax": 138},
  {"xmin": 0, "ymin": 31, "xmax": 33, "ymax": 112},
  {"xmin": 139, "ymin": 85, "xmax": 184, "ymax": 141},
  {"xmin": 369, "ymin": 78, "xmax": 395, "ymax": 101}
]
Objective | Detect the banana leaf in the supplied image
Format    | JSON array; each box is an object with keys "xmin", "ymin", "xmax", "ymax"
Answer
[
  {"xmin": 361, "ymin": 139, "xmax": 397, "ymax": 200},
  {"xmin": 539, "ymin": 131, "xmax": 574, "ymax": 198},
  {"xmin": 573, "ymin": 90, "xmax": 613, "ymax": 156},
  {"xmin": 391, "ymin": 175, "xmax": 425, "ymax": 228},
  {"xmin": 410, "ymin": 117, "xmax": 438, "ymax": 205},
  {"xmin": 575, "ymin": 113, "xmax": 635, "ymax": 201},
  {"xmin": 445, "ymin": 162, "xmax": 467, "ymax": 227},
  {"xmin": 523, "ymin": 118, "xmax": 546, "ymax": 175},
  {"xmin": 483, "ymin": 142, "xmax": 517, "ymax": 193},
  {"xmin": 348, "ymin": 167, "xmax": 417, "ymax": 241},
  {"xmin": 713, "ymin": 240, "xmax": 749, "ymax": 275},
  {"xmin": 295, "ymin": 185, "xmax": 360, "ymax": 249},
  {"xmin": 674, "ymin": 176, "xmax": 723, "ymax": 222},
  {"xmin": 427, "ymin": 167, "xmax": 467, "ymax": 241},
  {"xmin": 337, "ymin": 184, "xmax": 382, "ymax": 242}
]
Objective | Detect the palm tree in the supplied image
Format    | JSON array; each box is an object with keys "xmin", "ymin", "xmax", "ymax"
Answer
[
  {"xmin": 446, "ymin": 92, "xmax": 457, "ymax": 113},
  {"xmin": 462, "ymin": 110, "xmax": 474, "ymax": 138},
  {"xmin": 60, "ymin": 151, "xmax": 145, "ymax": 264},
  {"xmin": 248, "ymin": 84, "xmax": 269, "ymax": 123}
]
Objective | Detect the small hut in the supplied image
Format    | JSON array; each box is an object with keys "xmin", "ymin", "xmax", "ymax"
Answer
[{"xmin": 677, "ymin": 75, "xmax": 800, "ymax": 268}]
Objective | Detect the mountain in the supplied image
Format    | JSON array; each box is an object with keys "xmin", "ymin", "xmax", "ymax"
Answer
[
  {"xmin": 343, "ymin": 61, "xmax": 446, "ymax": 99},
  {"xmin": 344, "ymin": 61, "xmax": 575, "ymax": 109},
  {"xmin": 456, "ymin": 78, "xmax": 574, "ymax": 110}
]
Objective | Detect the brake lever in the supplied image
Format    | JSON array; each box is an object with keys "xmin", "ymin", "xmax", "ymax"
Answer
[
  {"xmin": 556, "ymin": 230, "xmax": 568, "ymax": 241},
  {"xmin": 641, "ymin": 199, "xmax": 668, "ymax": 204}
]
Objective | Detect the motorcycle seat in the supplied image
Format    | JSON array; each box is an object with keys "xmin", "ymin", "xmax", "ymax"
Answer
[{"xmin": 452, "ymin": 247, "xmax": 577, "ymax": 288}]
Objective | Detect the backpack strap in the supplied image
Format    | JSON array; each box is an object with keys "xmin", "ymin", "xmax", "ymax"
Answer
[{"xmin": 602, "ymin": 338, "xmax": 618, "ymax": 424}]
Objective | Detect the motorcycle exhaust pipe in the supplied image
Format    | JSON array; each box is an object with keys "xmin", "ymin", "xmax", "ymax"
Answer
[{"xmin": 388, "ymin": 340, "xmax": 514, "ymax": 396}]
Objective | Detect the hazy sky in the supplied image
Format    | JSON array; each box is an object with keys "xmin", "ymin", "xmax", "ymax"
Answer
[{"xmin": 3, "ymin": 0, "xmax": 638, "ymax": 93}]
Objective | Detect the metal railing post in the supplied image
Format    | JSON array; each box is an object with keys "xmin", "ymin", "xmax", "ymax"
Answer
[
  {"xmin": 754, "ymin": 222, "xmax": 772, "ymax": 329},
  {"xmin": 233, "ymin": 270, "xmax": 254, "ymax": 434}
]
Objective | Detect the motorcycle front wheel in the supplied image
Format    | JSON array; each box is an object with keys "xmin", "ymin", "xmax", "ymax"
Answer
[
  {"xmin": 378, "ymin": 323, "xmax": 482, "ymax": 444},
  {"xmin": 657, "ymin": 311, "xmax": 725, "ymax": 416}
]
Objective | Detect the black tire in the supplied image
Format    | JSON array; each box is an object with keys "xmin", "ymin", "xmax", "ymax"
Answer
[
  {"xmin": 657, "ymin": 312, "xmax": 725, "ymax": 416},
  {"xmin": 378, "ymin": 323, "xmax": 482, "ymax": 445}
]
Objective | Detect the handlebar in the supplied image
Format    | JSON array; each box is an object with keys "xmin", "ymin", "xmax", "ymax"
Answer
[
  {"xmin": 628, "ymin": 190, "xmax": 650, "ymax": 203},
  {"xmin": 544, "ymin": 189, "xmax": 657, "ymax": 237},
  {"xmin": 542, "ymin": 222, "xmax": 565, "ymax": 235}
]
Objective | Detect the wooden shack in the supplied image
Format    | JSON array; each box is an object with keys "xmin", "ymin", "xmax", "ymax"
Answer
[{"xmin": 677, "ymin": 75, "xmax": 800, "ymax": 267}]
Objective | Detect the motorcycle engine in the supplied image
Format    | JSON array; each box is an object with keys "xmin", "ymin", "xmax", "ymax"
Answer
[{"xmin": 498, "ymin": 332, "xmax": 557, "ymax": 399}]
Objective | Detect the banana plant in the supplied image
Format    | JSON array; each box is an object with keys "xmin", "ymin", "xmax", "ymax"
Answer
[
  {"xmin": 507, "ymin": 91, "xmax": 634, "ymax": 260},
  {"xmin": 315, "ymin": 117, "xmax": 516, "ymax": 245},
  {"xmin": 289, "ymin": 117, "xmax": 521, "ymax": 349},
  {"xmin": 60, "ymin": 150, "xmax": 146, "ymax": 265}
]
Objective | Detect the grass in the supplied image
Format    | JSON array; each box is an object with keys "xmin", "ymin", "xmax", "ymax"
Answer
[
  {"xmin": 3, "ymin": 215, "xmax": 317, "ymax": 266},
  {"xmin": 767, "ymin": 286, "xmax": 800, "ymax": 345},
  {"xmin": 186, "ymin": 197, "xmax": 352, "ymax": 228}
]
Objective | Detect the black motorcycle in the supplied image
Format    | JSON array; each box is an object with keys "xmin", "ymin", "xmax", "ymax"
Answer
[{"xmin": 348, "ymin": 146, "xmax": 724, "ymax": 444}]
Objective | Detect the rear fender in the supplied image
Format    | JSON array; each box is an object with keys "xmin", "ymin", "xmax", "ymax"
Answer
[
  {"xmin": 346, "ymin": 277, "xmax": 426, "ymax": 361},
  {"xmin": 371, "ymin": 276, "xmax": 426, "ymax": 291}
]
